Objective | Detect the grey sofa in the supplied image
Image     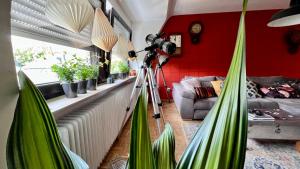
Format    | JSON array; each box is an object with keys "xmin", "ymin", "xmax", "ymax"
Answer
[{"xmin": 173, "ymin": 76, "xmax": 300, "ymax": 120}]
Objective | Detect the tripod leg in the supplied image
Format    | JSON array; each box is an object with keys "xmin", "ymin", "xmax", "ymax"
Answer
[
  {"xmin": 118, "ymin": 67, "xmax": 145, "ymax": 137},
  {"xmin": 147, "ymin": 67, "xmax": 165, "ymax": 134},
  {"xmin": 159, "ymin": 66, "xmax": 171, "ymax": 103}
]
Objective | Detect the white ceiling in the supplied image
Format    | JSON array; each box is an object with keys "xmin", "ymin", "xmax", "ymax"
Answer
[
  {"xmin": 116, "ymin": 0, "xmax": 169, "ymax": 22},
  {"xmin": 116, "ymin": 0, "xmax": 290, "ymax": 22},
  {"xmin": 174, "ymin": 0, "xmax": 290, "ymax": 15}
]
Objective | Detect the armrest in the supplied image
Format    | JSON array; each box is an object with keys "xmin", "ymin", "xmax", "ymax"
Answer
[{"xmin": 173, "ymin": 83, "xmax": 196, "ymax": 100}]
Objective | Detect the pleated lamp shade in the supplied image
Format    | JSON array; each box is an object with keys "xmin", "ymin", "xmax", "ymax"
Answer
[
  {"xmin": 114, "ymin": 34, "xmax": 130, "ymax": 59},
  {"xmin": 45, "ymin": 0, "xmax": 94, "ymax": 33},
  {"xmin": 92, "ymin": 8, "xmax": 118, "ymax": 52}
]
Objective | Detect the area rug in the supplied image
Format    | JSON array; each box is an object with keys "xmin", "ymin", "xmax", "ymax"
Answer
[{"xmin": 183, "ymin": 122, "xmax": 300, "ymax": 169}]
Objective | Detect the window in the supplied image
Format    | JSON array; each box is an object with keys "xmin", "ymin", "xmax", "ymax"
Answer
[
  {"xmin": 11, "ymin": 35, "xmax": 91, "ymax": 85},
  {"xmin": 109, "ymin": 9, "xmax": 132, "ymax": 74}
]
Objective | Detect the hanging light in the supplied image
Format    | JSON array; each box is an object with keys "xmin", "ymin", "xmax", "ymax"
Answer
[
  {"xmin": 114, "ymin": 34, "xmax": 130, "ymax": 59},
  {"xmin": 45, "ymin": 0, "xmax": 94, "ymax": 33},
  {"xmin": 91, "ymin": 8, "xmax": 118, "ymax": 52},
  {"xmin": 268, "ymin": 0, "xmax": 300, "ymax": 27}
]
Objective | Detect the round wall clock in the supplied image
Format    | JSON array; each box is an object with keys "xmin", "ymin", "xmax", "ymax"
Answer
[{"xmin": 189, "ymin": 22, "xmax": 203, "ymax": 44}]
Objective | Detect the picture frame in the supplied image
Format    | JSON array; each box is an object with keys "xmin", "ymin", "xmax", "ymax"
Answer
[{"xmin": 169, "ymin": 33, "xmax": 182, "ymax": 55}]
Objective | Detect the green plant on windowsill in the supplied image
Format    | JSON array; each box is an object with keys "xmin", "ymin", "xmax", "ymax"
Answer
[
  {"xmin": 118, "ymin": 61, "xmax": 130, "ymax": 73},
  {"xmin": 51, "ymin": 58, "xmax": 78, "ymax": 98}
]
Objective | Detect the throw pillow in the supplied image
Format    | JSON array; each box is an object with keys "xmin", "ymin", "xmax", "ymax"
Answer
[
  {"xmin": 246, "ymin": 80, "xmax": 262, "ymax": 98},
  {"xmin": 200, "ymin": 81, "xmax": 214, "ymax": 87},
  {"xmin": 194, "ymin": 87, "xmax": 216, "ymax": 99},
  {"xmin": 260, "ymin": 87, "xmax": 284, "ymax": 98},
  {"xmin": 211, "ymin": 80, "xmax": 223, "ymax": 96}
]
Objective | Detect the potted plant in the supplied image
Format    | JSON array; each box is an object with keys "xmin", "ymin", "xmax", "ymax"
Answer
[
  {"xmin": 87, "ymin": 65, "xmax": 99, "ymax": 90},
  {"xmin": 51, "ymin": 61, "xmax": 77, "ymax": 98},
  {"xmin": 110, "ymin": 61, "xmax": 120, "ymax": 80},
  {"xmin": 75, "ymin": 64, "xmax": 90, "ymax": 94},
  {"xmin": 118, "ymin": 61, "xmax": 130, "ymax": 79}
]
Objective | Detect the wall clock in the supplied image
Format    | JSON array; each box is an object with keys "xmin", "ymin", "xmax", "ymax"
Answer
[
  {"xmin": 169, "ymin": 33, "xmax": 182, "ymax": 55},
  {"xmin": 189, "ymin": 21, "xmax": 203, "ymax": 44}
]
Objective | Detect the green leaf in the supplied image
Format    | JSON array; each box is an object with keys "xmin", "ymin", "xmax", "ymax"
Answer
[
  {"xmin": 176, "ymin": 1, "xmax": 248, "ymax": 169},
  {"xmin": 127, "ymin": 86, "xmax": 156, "ymax": 169},
  {"xmin": 153, "ymin": 123, "xmax": 176, "ymax": 169},
  {"xmin": 6, "ymin": 71, "xmax": 87, "ymax": 169}
]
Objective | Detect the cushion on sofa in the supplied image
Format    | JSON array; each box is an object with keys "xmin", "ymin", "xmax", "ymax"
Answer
[
  {"xmin": 248, "ymin": 76, "xmax": 285, "ymax": 87},
  {"xmin": 194, "ymin": 87, "xmax": 216, "ymax": 99},
  {"xmin": 211, "ymin": 80, "xmax": 223, "ymax": 96},
  {"xmin": 173, "ymin": 83, "xmax": 196, "ymax": 99},
  {"xmin": 180, "ymin": 78, "xmax": 200, "ymax": 92},
  {"xmin": 266, "ymin": 98, "xmax": 300, "ymax": 116},
  {"xmin": 194, "ymin": 97, "xmax": 218, "ymax": 110}
]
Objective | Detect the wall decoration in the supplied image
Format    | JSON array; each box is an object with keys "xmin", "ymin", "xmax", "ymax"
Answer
[
  {"xmin": 45, "ymin": 0, "xmax": 94, "ymax": 33},
  {"xmin": 169, "ymin": 34, "xmax": 182, "ymax": 55},
  {"xmin": 189, "ymin": 21, "xmax": 203, "ymax": 44},
  {"xmin": 284, "ymin": 29, "xmax": 300, "ymax": 54},
  {"xmin": 91, "ymin": 8, "xmax": 118, "ymax": 52}
]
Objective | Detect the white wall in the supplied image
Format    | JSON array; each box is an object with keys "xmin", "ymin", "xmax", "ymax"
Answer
[
  {"xmin": 0, "ymin": 1, "xmax": 19, "ymax": 168},
  {"xmin": 109, "ymin": 0, "xmax": 132, "ymax": 28},
  {"xmin": 132, "ymin": 20, "xmax": 165, "ymax": 62}
]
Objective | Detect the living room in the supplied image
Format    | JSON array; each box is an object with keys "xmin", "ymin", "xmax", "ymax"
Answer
[{"xmin": 1, "ymin": 0, "xmax": 300, "ymax": 169}]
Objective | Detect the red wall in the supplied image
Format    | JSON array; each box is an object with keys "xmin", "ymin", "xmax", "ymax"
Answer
[{"xmin": 158, "ymin": 10, "xmax": 300, "ymax": 99}]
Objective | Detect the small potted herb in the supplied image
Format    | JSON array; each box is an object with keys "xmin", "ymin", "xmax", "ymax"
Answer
[
  {"xmin": 118, "ymin": 61, "xmax": 130, "ymax": 79},
  {"xmin": 75, "ymin": 64, "xmax": 90, "ymax": 94},
  {"xmin": 110, "ymin": 61, "xmax": 119, "ymax": 80},
  {"xmin": 51, "ymin": 61, "xmax": 77, "ymax": 98},
  {"xmin": 87, "ymin": 65, "xmax": 99, "ymax": 90}
]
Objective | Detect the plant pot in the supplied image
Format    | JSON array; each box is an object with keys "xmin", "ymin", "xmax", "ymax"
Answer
[
  {"xmin": 87, "ymin": 79, "xmax": 97, "ymax": 90},
  {"xmin": 118, "ymin": 73, "xmax": 128, "ymax": 79},
  {"xmin": 62, "ymin": 82, "xmax": 78, "ymax": 98},
  {"xmin": 111, "ymin": 73, "xmax": 119, "ymax": 80},
  {"xmin": 77, "ymin": 80, "xmax": 88, "ymax": 94}
]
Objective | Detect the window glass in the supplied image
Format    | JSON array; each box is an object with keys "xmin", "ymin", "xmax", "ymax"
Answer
[
  {"xmin": 110, "ymin": 19, "xmax": 131, "ymax": 74},
  {"xmin": 11, "ymin": 35, "xmax": 91, "ymax": 85}
]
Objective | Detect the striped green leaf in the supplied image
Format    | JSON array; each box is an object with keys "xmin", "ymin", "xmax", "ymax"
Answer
[
  {"xmin": 153, "ymin": 123, "xmax": 176, "ymax": 169},
  {"xmin": 176, "ymin": 1, "xmax": 248, "ymax": 169},
  {"xmin": 6, "ymin": 71, "xmax": 86, "ymax": 169},
  {"xmin": 127, "ymin": 85, "xmax": 156, "ymax": 169}
]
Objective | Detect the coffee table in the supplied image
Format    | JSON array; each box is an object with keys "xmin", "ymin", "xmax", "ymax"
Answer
[{"xmin": 248, "ymin": 109, "xmax": 300, "ymax": 152}]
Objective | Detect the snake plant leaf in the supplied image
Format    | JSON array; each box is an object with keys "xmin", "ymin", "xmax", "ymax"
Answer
[
  {"xmin": 6, "ymin": 71, "xmax": 75, "ymax": 169},
  {"xmin": 153, "ymin": 123, "xmax": 176, "ymax": 169},
  {"xmin": 127, "ymin": 85, "xmax": 156, "ymax": 169},
  {"xmin": 176, "ymin": 1, "xmax": 248, "ymax": 169}
]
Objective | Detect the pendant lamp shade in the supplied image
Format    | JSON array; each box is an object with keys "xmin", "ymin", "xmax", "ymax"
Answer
[
  {"xmin": 92, "ymin": 8, "xmax": 118, "ymax": 52},
  {"xmin": 114, "ymin": 34, "xmax": 130, "ymax": 59},
  {"xmin": 128, "ymin": 41, "xmax": 135, "ymax": 51},
  {"xmin": 268, "ymin": 0, "xmax": 300, "ymax": 27},
  {"xmin": 45, "ymin": 0, "xmax": 94, "ymax": 33}
]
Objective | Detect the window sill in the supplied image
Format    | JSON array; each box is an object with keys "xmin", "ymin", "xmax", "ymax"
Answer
[{"xmin": 47, "ymin": 76, "xmax": 136, "ymax": 119}]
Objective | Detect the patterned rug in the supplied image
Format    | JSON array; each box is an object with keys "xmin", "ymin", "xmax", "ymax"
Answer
[{"xmin": 183, "ymin": 122, "xmax": 300, "ymax": 169}]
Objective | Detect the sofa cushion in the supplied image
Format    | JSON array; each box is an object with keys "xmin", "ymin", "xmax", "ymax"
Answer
[
  {"xmin": 180, "ymin": 78, "xmax": 200, "ymax": 92},
  {"xmin": 194, "ymin": 97, "xmax": 218, "ymax": 110},
  {"xmin": 248, "ymin": 98, "xmax": 279, "ymax": 109},
  {"xmin": 266, "ymin": 98, "xmax": 300, "ymax": 116},
  {"xmin": 248, "ymin": 76, "xmax": 285, "ymax": 86},
  {"xmin": 194, "ymin": 87, "xmax": 216, "ymax": 99},
  {"xmin": 173, "ymin": 83, "xmax": 196, "ymax": 99},
  {"xmin": 194, "ymin": 98, "xmax": 279, "ymax": 110},
  {"xmin": 247, "ymin": 80, "xmax": 262, "ymax": 98},
  {"xmin": 211, "ymin": 80, "xmax": 224, "ymax": 96}
]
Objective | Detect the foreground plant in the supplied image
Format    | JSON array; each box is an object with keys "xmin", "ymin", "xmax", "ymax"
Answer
[
  {"xmin": 127, "ymin": 86, "xmax": 156, "ymax": 169},
  {"xmin": 6, "ymin": 71, "xmax": 88, "ymax": 169},
  {"xmin": 176, "ymin": 1, "xmax": 248, "ymax": 169}
]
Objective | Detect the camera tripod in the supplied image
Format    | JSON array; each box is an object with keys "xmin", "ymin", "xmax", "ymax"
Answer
[{"xmin": 119, "ymin": 52, "xmax": 167, "ymax": 135}]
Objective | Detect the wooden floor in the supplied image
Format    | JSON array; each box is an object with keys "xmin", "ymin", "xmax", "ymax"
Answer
[{"xmin": 99, "ymin": 101, "xmax": 193, "ymax": 168}]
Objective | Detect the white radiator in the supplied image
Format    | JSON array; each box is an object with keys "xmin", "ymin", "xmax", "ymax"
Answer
[{"xmin": 57, "ymin": 83, "xmax": 134, "ymax": 169}]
